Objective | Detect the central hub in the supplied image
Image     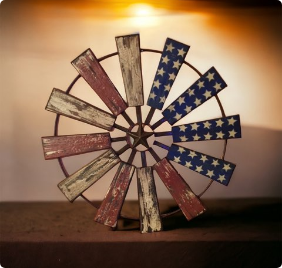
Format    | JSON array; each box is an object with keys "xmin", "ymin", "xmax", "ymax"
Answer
[{"xmin": 127, "ymin": 124, "xmax": 154, "ymax": 151}]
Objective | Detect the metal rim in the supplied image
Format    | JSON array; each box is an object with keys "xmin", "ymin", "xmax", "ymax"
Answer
[{"xmin": 54, "ymin": 49, "xmax": 227, "ymax": 221}]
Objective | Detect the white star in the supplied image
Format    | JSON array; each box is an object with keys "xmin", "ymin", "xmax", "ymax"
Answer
[
  {"xmin": 179, "ymin": 125, "xmax": 187, "ymax": 132},
  {"xmin": 229, "ymin": 129, "xmax": 237, "ymax": 138},
  {"xmin": 178, "ymin": 147, "xmax": 186, "ymax": 154},
  {"xmin": 196, "ymin": 165, "xmax": 203, "ymax": 173},
  {"xmin": 157, "ymin": 67, "xmax": 166, "ymax": 76},
  {"xmin": 206, "ymin": 170, "xmax": 214, "ymax": 178},
  {"xmin": 191, "ymin": 123, "xmax": 199, "ymax": 130},
  {"xmin": 213, "ymin": 82, "xmax": 222, "ymax": 91},
  {"xmin": 200, "ymin": 155, "xmax": 208, "ymax": 163},
  {"xmin": 149, "ymin": 92, "xmax": 156, "ymax": 100},
  {"xmin": 188, "ymin": 88, "xmax": 195, "ymax": 96},
  {"xmin": 223, "ymin": 164, "xmax": 232, "ymax": 172},
  {"xmin": 166, "ymin": 43, "xmax": 175, "ymax": 52},
  {"xmin": 189, "ymin": 151, "xmax": 197, "ymax": 158},
  {"xmin": 167, "ymin": 105, "xmax": 175, "ymax": 112},
  {"xmin": 177, "ymin": 96, "xmax": 186, "ymax": 105},
  {"xmin": 160, "ymin": 96, "xmax": 166, "ymax": 103},
  {"xmin": 153, "ymin": 79, "xmax": 161, "ymax": 89},
  {"xmin": 228, "ymin": 117, "xmax": 237, "ymax": 126},
  {"xmin": 164, "ymin": 84, "xmax": 171, "ymax": 91},
  {"xmin": 216, "ymin": 131, "xmax": 225, "ymax": 139},
  {"xmin": 174, "ymin": 156, "xmax": 181, "ymax": 163},
  {"xmin": 185, "ymin": 161, "xmax": 193, "ymax": 168},
  {"xmin": 216, "ymin": 119, "xmax": 224, "ymax": 127},
  {"xmin": 197, "ymin": 81, "xmax": 205, "ymax": 89},
  {"xmin": 162, "ymin": 55, "xmax": 170, "ymax": 64},
  {"xmin": 174, "ymin": 113, "xmax": 182, "ymax": 121},
  {"xmin": 173, "ymin": 60, "xmax": 181, "ymax": 69},
  {"xmin": 180, "ymin": 136, "xmax": 187, "ymax": 141},
  {"xmin": 193, "ymin": 134, "xmax": 201, "ymax": 141},
  {"xmin": 204, "ymin": 132, "xmax": 212, "ymax": 140},
  {"xmin": 217, "ymin": 175, "xmax": 226, "ymax": 183},
  {"xmin": 184, "ymin": 106, "xmax": 192, "ymax": 113},
  {"xmin": 194, "ymin": 98, "xmax": 202, "ymax": 106},
  {"xmin": 212, "ymin": 159, "xmax": 220, "ymax": 167},
  {"xmin": 206, "ymin": 72, "xmax": 215, "ymax": 81},
  {"xmin": 203, "ymin": 121, "xmax": 211, "ymax": 129},
  {"xmin": 178, "ymin": 48, "xmax": 186, "ymax": 57},
  {"xmin": 169, "ymin": 72, "xmax": 176, "ymax": 81},
  {"xmin": 203, "ymin": 90, "xmax": 212, "ymax": 99}
]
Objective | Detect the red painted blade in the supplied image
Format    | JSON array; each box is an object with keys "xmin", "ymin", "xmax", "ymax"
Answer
[
  {"xmin": 94, "ymin": 162, "xmax": 135, "ymax": 227},
  {"xmin": 58, "ymin": 149, "xmax": 120, "ymax": 202},
  {"xmin": 41, "ymin": 133, "xmax": 111, "ymax": 160},
  {"xmin": 116, "ymin": 34, "xmax": 144, "ymax": 106},
  {"xmin": 136, "ymin": 167, "xmax": 163, "ymax": 233},
  {"xmin": 72, "ymin": 49, "xmax": 127, "ymax": 116},
  {"xmin": 46, "ymin": 88, "xmax": 115, "ymax": 131},
  {"xmin": 154, "ymin": 158, "xmax": 206, "ymax": 221}
]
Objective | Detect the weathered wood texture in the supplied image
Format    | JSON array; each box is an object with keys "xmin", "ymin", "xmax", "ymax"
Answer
[
  {"xmin": 58, "ymin": 149, "xmax": 120, "ymax": 202},
  {"xmin": 72, "ymin": 49, "xmax": 127, "ymax": 116},
  {"xmin": 172, "ymin": 114, "xmax": 241, "ymax": 142},
  {"xmin": 154, "ymin": 158, "xmax": 206, "ymax": 221},
  {"xmin": 42, "ymin": 133, "xmax": 111, "ymax": 160},
  {"xmin": 94, "ymin": 162, "xmax": 135, "ymax": 227},
  {"xmin": 116, "ymin": 34, "xmax": 144, "ymax": 106},
  {"xmin": 136, "ymin": 167, "xmax": 162, "ymax": 233},
  {"xmin": 46, "ymin": 88, "xmax": 115, "ymax": 131}
]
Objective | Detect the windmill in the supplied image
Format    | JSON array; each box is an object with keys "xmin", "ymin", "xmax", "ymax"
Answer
[{"xmin": 42, "ymin": 34, "xmax": 241, "ymax": 233}]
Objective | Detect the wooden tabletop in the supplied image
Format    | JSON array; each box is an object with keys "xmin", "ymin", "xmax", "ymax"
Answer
[{"xmin": 0, "ymin": 199, "xmax": 281, "ymax": 268}]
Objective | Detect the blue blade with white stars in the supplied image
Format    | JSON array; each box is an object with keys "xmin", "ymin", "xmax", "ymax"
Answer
[
  {"xmin": 167, "ymin": 144, "xmax": 236, "ymax": 186},
  {"xmin": 147, "ymin": 38, "xmax": 190, "ymax": 110},
  {"xmin": 172, "ymin": 115, "xmax": 241, "ymax": 142},
  {"xmin": 162, "ymin": 66, "xmax": 227, "ymax": 125}
]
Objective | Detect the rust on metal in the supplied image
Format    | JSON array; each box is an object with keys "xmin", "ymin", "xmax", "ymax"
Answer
[
  {"xmin": 42, "ymin": 133, "xmax": 111, "ymax": 160},
  {"xmin": 72, "ymin": 48, "xmax": 127, "ymax": 116}
]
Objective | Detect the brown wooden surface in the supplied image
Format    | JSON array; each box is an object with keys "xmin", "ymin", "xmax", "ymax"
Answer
[
  {"xmin": 46, "ymin": 88, "xmax": 115, "ymax": 131},
  {"xmin": 42, "ymin": 133, "xmax": 111, "ymax": 159},
  {"xmin": 58, "ymin": 149, "xmax": 120, "ymax": 202},
  {"xmin": 154, "ymin": 158, "xmax": 206, "ymax": 220},
  {"xmin": 94, "ymin": 162, "xmax": 135, "ymax": 227},
  {"xmin": 116, "ymin": 34, "xmax": 144, "ymax": 106},
  {"xmin": 136, "ymin": 167, "xmax": 163, "ymax": 233},
  {"xmin": 0, "ymin": 199, "xmax": 281, "ymax": 268},
  {"xmin": 72, "ymin": 49, "xmax": 127, "ymax": 116}
]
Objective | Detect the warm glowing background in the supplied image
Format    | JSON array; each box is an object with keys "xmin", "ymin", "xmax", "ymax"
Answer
[{"xmin": 0, "ymin": 0, "xmax": 281, "ymax": 201}]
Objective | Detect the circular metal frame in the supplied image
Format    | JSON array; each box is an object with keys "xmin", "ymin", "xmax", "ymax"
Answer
[{"xmin": 53, "ymin": 49, "xmax": 228, "ymax": 220}]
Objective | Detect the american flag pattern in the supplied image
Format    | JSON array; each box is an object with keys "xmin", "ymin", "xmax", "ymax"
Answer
[
  {"xmin": 147, "ymin": 38, "xmax": 190, "ymax": 110},
  {"xmin": 162, "ymin": 66, "xmax": 227, "ymax": 125},
  {"xmin": 167, "ymin": 144, "xmax": 236, "ymax": 186},
  {"xmin": 172, "ymin": 115, "xmax": 241, "ymax": 142}
]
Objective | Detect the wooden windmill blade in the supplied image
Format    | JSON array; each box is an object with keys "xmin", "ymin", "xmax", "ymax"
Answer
[
  {"xmin": 58, "ymin": 149, "xmax": 120, "ymax": 202},
  {"xmin": 72, "ymin": 48, "xmax": 127, "ymax": 116},
  {"xmin": 46, "ymin": 88, "xmax": 115, "ymax": 131},
  {"xmin": 94, "ymin": 162, "xmax": 135, "ymax": 228},
  {"xmin": 146, "ymin": 38, "xmax": 190, "ymax": 110},
  {"xmin": 172, "ymin": 115, "xmax": 241, "ymax": 142},
  {"xmin": 136, "ymin": 167, "xmax": 163, "ymax": 233},
  {"xmin": 162, "ymin": 66, "xmax": 227, "ymax": 125},
  {"xmin": 115, "ymin": 34, "xmax": 144, "ymax": 107},
  {"xmin": 41, "ymin": 133, "xmax": 111, "ymax": 160},
  {"xmin": 167, "ymin": 144, "xmax": 236, "ymax": 186},
  {"xmin": 154, "ymin": 158, "xmax": 206, "ymax": 221}
]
